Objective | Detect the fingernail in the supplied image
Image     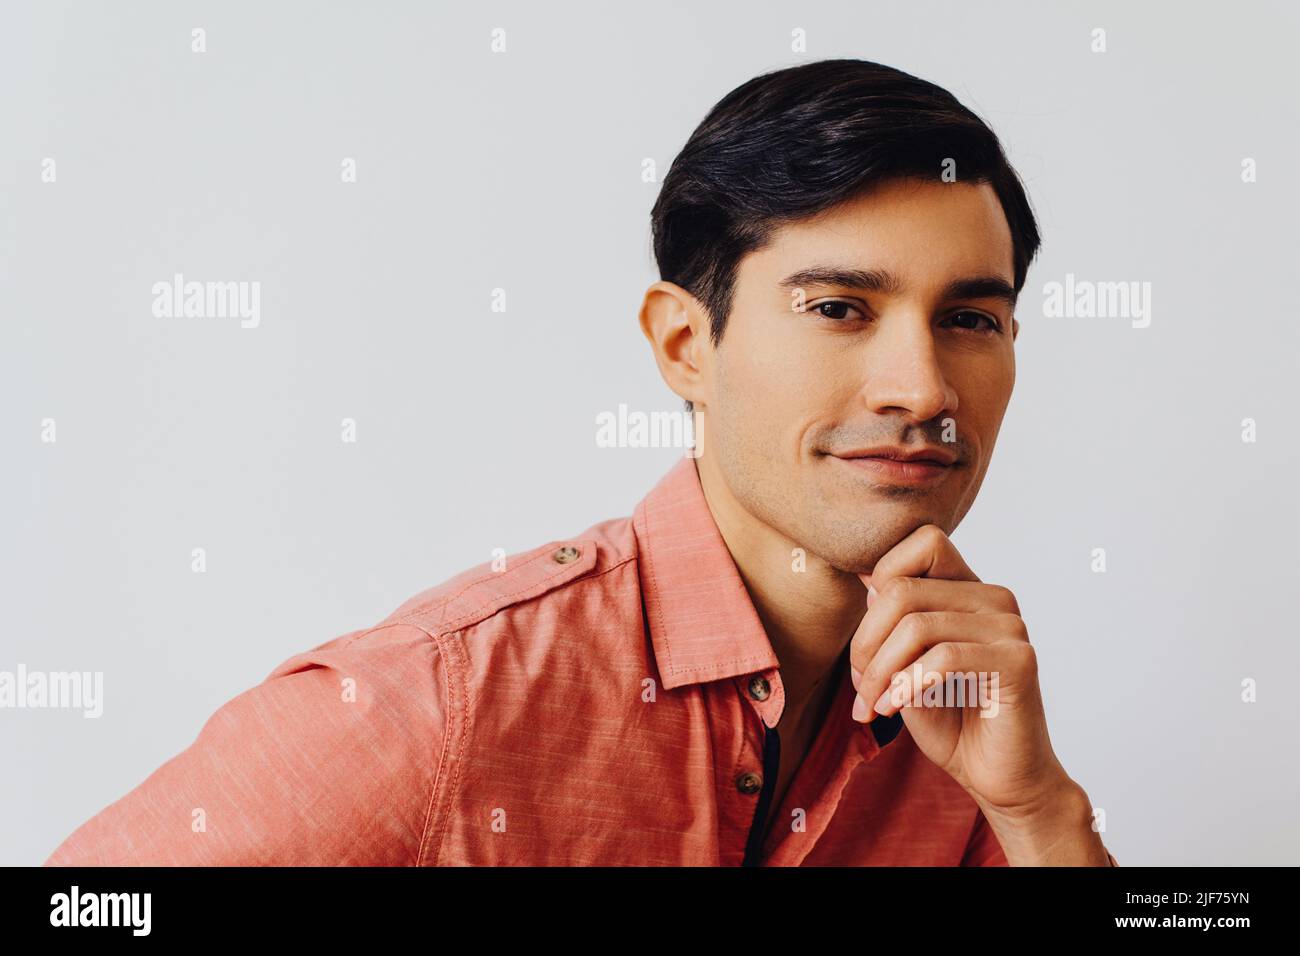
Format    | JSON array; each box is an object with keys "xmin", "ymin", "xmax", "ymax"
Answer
[
  {"xmin": 866, "ymin": 585, "xmax": 878, "ymax": 608},
  {"xmin": 852, "ymin": 694, "xmax": 870, "ymax": 722},
  {"xmin": 873, "ymin": 689, "xmax": 892, "ymax": 715},
  {"xmin": 850, "ymin": 666, "xmax": 862, "ymax": 690}
]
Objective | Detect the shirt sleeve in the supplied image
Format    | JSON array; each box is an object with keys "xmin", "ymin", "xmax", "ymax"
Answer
[
  {"xmin": 960, "ymin": 808, "xmax": 1009, "ymax": 866},
  {"xmin": 43, "ymin": 622, "xmax": 449, "ymax": 866}
]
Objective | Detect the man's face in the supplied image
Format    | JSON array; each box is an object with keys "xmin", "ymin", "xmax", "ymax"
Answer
[{"xmin": 697, "ymin": 176, "xmax": 1019, "ymax": 575}]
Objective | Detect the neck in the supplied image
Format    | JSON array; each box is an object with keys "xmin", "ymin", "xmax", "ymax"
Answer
[{"xmin": 692, "ymin": 454, "xmax": 870, "ymax": 718}]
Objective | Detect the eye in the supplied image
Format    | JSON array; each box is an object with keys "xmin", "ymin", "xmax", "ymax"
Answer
[
  {"xmin": 809, "ymin": 300, "xmax": 866, "ymax": 322},
  {"xmin": 945, "ymin": 310, "xmax": 1003, "ymax": 334}
]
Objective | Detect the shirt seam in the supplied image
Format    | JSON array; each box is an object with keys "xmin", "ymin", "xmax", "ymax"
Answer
[
  {"xmin": 318, "ymin": 622, "xmax": 447, "ymax": 866},
  {"xmin": 395, "ymin": 619, "xmax": 462, "ymax": 867},
  {"xmin": 637, "ymin": 507, "xmax": 674, "ymax": 680}
]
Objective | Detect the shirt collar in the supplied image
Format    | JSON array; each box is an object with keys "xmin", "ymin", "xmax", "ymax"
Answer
[{"xmin": 632, "ymin": 456, "xmax": 779, "ymax": 691}]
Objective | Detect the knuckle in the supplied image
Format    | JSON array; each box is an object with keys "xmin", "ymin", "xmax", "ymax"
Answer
[
  {"xmin": 897, "ymin": 610, "xmax": 930, "ymax": 642},
  {"xmin": 881, "ymin": 576, "xmax": 914, "ymax": 603},
  {"xmin": 921, "ymin": 524, "xmax": 948, "ymax": 547},
  {"xmin": 860, "ymin": 656, "xmax": 888, "ymax": 688},
  {"xmin": 930, "ymin": 641, "xmax": 959, "ymax": 670},
  {"xmin": 992, "ymin": 584, "xmax": 1021, "ymax": 614},
  {"xmin": 1010, "ymin": 640, "xmax": 1037, "ymax": 669}
]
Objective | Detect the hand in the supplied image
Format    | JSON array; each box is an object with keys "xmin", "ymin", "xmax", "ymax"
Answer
[{"xmin": 849, "ymin": 523, "xmax": 1110, "ymax": 865}]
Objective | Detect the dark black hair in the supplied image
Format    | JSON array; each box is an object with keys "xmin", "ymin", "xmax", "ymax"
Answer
[{"xmin": 650, "ymin": 59, "xmax": 1041, "ymax": 413}]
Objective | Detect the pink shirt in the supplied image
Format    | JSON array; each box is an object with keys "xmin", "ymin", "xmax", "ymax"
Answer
[{"xmin": 45, "ymin": 456, "xmax": 1115, "ymax": 866}]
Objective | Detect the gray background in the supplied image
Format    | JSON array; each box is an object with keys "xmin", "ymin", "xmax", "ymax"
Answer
[{"xmin": 3, "ymin": 0, "xmax": 1296, "ymax": 866}]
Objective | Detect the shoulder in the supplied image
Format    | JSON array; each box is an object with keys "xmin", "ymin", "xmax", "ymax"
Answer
[
  {"xmin": 44, "ymin": 515, "xmax": 645, "ymax": 867},
  {"xmin": 376, "ymin": 515, "xmax": 641, "ymax": 642},
  {"xmin": 255, "ymin": 510, "xmax": 645, "ymax": 746}
]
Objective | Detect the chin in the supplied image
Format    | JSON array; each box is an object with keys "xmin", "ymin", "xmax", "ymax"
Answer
[
  {"xmin": 803, "ymin": 537, "xmax": 887, "ymax": 577},
  {"xmin": 831, "ymin": 556, "xmax": 879, "ymax": 577},
  {"xmin": 809, "ymin": 512, "xmax": 944, "ymax": 573}
]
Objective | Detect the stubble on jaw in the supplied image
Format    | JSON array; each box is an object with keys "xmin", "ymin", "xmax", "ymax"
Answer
[{"xmin": 719, "ymin": 443, "xmax": 933, "ymax": 577}]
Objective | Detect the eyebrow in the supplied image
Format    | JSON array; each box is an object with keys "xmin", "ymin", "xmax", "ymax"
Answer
[{"xmin": 777, "ymin": 266, "xmax": 1019, "ymax": 307}]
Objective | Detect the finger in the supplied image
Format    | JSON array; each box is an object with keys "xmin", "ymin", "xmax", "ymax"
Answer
[
  {"xmin": 858, "ymin": 524, "xmax": 979, "ymax": 600},
  {"xmin": 854, "ymin": 611, "xmax": 1028, "ymax": 720},
  {"xmin": 872, "ymin": 640, "xmax": 1035, "ymax": 718},
  {"xmin": 849, "ymin": 577, "xmax": 1021, "ymax": 689}
]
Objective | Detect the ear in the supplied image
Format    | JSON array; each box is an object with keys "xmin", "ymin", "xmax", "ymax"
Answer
[{"xmin": 639, "ymin": 281, "xmax": 710, "ymax": 407}]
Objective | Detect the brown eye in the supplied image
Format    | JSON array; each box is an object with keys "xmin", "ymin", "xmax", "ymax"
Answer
[
  {"xmin": 813, "ymin": 300, "xmax": 863, "ymax": 321},
  {"xmin": 948, "ymin": 310, "xmax": 1002, "ymax": 333}
]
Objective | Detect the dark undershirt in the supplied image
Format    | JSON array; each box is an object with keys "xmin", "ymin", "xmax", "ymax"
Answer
[
  {"xmin": 741, "ymin": 725, "xmax": 782, "ymax": 866},
  {"xmin": 740, "ymin": 709, "xmax": 903, "ymax": 866}
]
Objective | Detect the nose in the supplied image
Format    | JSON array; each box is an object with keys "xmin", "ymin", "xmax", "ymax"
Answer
[{"xmin": 858, "ymin": 313, "xmax": 956, "ymax": 424}]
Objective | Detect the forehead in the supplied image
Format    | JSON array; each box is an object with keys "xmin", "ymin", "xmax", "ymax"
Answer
[{"xmin": 740, "ymin": 178, "xmax": 1015, "ymax": 292}]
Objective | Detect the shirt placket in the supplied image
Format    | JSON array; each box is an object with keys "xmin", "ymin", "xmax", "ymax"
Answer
[{"xmin": 726, "ymin": 669, "xmax": 784, "ymax": 866}]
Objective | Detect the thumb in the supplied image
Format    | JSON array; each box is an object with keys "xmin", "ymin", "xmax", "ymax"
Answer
[{"xmin": 857, "ymin": 572, "xmax": 878, "ymax": 606}]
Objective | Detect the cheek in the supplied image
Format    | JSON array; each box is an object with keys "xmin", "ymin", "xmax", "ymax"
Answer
[
  {"xmin": 758, "ymin": 338, "xmax": 855, "ymax": 409},
  {"xmin": 954, "ymin": 354, "xmax": 1015, "ymax": 414},
  {"xmin": 951, "ymin": 371, "xmax": 1013, "ymax": 465},
  {"xmin": 717, "ymin": 327, "xmax": 818, "ymax": 411},
  {"xmin": 714, "ymin": 356, "xmax": 820, "ymax": 461}
]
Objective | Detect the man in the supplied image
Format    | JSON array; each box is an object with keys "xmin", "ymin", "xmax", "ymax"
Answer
[{"xmin": 46, "ymin": 58, "xmax": 1116, "ymax": 866}]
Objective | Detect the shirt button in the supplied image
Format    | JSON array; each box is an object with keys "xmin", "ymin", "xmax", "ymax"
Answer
[
  {"xmin": 736, "ymin": 771, "xmax": 763, "ymax": 795},
  {"xmin": 552, "ymin": 545, "xmax": 581, "ymax": 564},
  {"xmin": 747, "ymin": 676, "xmax": 770, "ymax": 701}
]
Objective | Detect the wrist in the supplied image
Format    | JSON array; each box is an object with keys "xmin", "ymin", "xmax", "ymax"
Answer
[{"xmin": 978, "ymin": 776, "xmax": 1110, "ymax": 866}]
